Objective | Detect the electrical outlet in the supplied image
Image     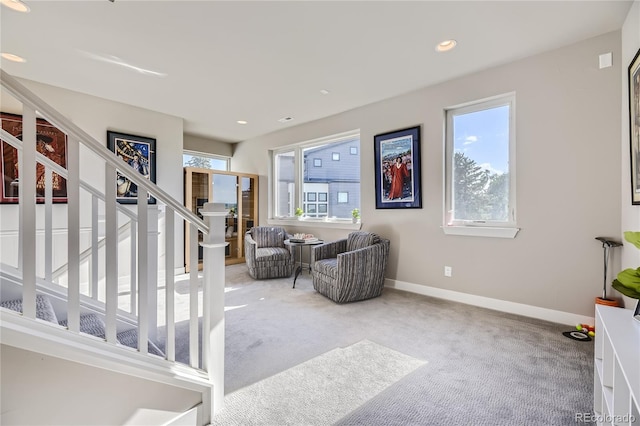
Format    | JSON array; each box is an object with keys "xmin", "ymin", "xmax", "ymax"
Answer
[{"xmin": 444, "ymin": 266, "xmax": 452, "ymax": 277}]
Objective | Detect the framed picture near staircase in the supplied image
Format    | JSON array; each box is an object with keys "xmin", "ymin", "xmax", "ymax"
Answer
[
  {"xmin": 0, "ymin": 112, "xmax": 69, "ymax": 203},
  {"xmin": 107, "ymin": 131, "xmax": 156, "ymax": 204}
]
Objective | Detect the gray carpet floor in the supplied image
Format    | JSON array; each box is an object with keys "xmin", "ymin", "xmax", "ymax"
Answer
[
  {"xmin": 211, "ymin": 340, "xmax": 427, "ymax": 425},
  {"xmin": 180, "ymin": 264, "xmax": 595, "ymax": 425}
]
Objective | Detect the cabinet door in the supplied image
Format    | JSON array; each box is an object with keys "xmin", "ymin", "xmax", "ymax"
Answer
[
  {"xmin": 184, "ymin": 168, "xmax": 212, "ymax": 272},
  {"xmin": 212, "ymin": 173, "xmax": 239, "ymax": 261},
  {"xmin": 240, "ymin": 175, "xmax": 257, "ymax": 258}
]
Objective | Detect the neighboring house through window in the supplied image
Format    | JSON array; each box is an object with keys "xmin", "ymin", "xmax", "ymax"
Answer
[{"xmin": 272, "ymin": 131, "xmax": 360, "ymax": 220}]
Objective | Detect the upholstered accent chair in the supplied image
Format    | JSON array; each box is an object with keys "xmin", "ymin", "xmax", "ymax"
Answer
[
  {"xmin": 311, "ymin": 231, "xmax": 390, "ymax": 303},
  {"xmin": 245, "ymin": 226, "xmax": 295, "ymax": 279}
]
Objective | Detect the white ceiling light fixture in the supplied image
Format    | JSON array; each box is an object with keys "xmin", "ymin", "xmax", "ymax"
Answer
[
  {"xmin": 436, "ymin": 39, "xmax": 457, "ymax": 52},
  {"xmin": 278, "ymin": 117, "xmax": 294, "ymax": 123},
  {"xmin": 1, "ymin": 53, "xmax": 26, "ymax": 63},
  {"xmin": 320, "ymin": 89, "xmax": 330, "ymax": 95},
  {"xmin": 1, "ymin": 0, "xmax": 30, "ymax": 13},
  {"xmin": 236, "ymin": 120, "xmax": 248, "ymax": 125}
]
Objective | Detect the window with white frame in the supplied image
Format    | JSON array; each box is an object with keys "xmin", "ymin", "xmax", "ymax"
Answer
[
  {"xmin": 274, "ymin": 150, "xmax": 295, "ymax": 217},
  {"xmin": 183, "ymin": 150, "xmax": 229, "ymax": 171},
  {"xmin": 444, "ymin": 93, "xmax": 517, "ymax": 235},
  {"xmin": 271, "ymin": 131, "xmax": 360, "ymax": 220}
]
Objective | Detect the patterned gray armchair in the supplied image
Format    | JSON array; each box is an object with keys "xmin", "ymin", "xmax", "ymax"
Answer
[
  {"xmin": 311, "ymin": 231, "xmax": 390, "ymax": 303},
  {"xmin": 245, "ymin": 227, "xmax": 295, "ymax": 279}
]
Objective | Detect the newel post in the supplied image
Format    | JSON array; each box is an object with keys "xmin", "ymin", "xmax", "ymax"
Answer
[{"xmin": 199, "ymin": 203, "xmax": 228, "ymax": 420}]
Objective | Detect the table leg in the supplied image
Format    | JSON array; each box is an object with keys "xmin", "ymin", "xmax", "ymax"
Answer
[{"xmin": 293, "ymin": 245, "xmax": 303, "ymax": 288}]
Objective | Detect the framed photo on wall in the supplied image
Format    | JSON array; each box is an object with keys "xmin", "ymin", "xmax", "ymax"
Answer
[
  {"xmin": 0, "ymin": 112, "xmax": 68, "ymax": 203},
  {"xmin": 107, "ymin": 131, "xmax": 156, "ymax": 204},
  {"xmin": 374, "ymin": 125, "xmax": 422, "ymax": 209},
  {"xmin": 630, "ymin": 48, "xmax": 640, "ymax": 205}
]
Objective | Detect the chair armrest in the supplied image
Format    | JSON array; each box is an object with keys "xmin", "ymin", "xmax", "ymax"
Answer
[
  {"xmin": 336, "ymin": 240, "xmax": 390, "ymax": 288},
  {"xmin": 244, "ymin": 233, "xmax": 257, "ymax": 267},
  {"xmin": 311, "ymin": 239, "xmax": 347, "ymax": 264}
]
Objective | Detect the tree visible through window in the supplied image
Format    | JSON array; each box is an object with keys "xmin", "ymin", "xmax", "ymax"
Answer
[
  {"xmin": 453, "ymin": 152, "xmax": 509, "ymax": 221},
  {"xmin": 183, "ymin": 151, "xmax": 228, "ymax": 171}
]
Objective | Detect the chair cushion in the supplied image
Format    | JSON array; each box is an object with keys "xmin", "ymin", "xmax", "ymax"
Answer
[
  {"xmin": 314, "ymin": 258, "xmax": 338, "ymax": 279},
  {"xmin": 0, "ymin": 294, "xmax": 58, "ymax": 324},
  {"xmin": 347, "ymin": 232, "xmax": 379, "ymax": 252},
  {"xmin": 252, "ymin": 227, "xmax": 286, "ymax": 248},
  {"xmin": 256, "ymin": 247, "xmax": 291, "ymax": 262}
]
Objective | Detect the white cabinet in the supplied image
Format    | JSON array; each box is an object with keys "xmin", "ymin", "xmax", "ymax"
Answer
[{"xmin": 594, "ymin": 305, "xmax": 640, "ymax": 425}]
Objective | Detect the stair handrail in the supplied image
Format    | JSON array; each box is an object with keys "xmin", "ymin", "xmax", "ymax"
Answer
[{"xmin": 0, "ymin": 69, "xmax": 207, "ymax": 234}]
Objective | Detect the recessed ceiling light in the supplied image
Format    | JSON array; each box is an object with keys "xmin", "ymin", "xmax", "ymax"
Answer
[
  {"xmin": 278, "ymin": 117, "xmax": 293, "ymax": 123},
  {"xmin": 1, "ymin": 0, "xmax": 30, "ymax": 13},
  {"xmin": 320, "ymin": 89, "xmax": 330, "ymax": 95},
  {"xmin": 1, "ymin": 53, "xmax": 26, "ymax": 63},
  {"xmin": 436, "ymin": 39, "xmax": 457, "ymax": 52},
  {"xmin": 237, "ymin": 120, "xmax": 248, "ymax": 125}
]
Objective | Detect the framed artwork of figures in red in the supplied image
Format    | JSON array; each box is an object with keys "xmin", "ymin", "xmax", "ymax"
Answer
[
  {"xmin": 374, "ymin": 125, "xmax": 422, "ymax": 210},
  {"xmin": 0, "ymin": 112, "xmax": 68, "ymax": 203}
]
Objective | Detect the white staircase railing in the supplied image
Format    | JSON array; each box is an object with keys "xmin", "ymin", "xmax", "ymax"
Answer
[{"xmin": 0, "ymin": 69, "xmax": 227, "ymax": 424}]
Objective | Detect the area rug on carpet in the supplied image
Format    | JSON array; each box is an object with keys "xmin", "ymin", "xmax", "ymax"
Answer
[{"xmin": 210, "ymin": 339, "xmax": 427, "ymax": 426}]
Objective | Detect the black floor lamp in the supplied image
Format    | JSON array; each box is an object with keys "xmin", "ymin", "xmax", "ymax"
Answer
[{"xmin": 595, "ymin": 237, "xmax": 622, "ymax": 306}]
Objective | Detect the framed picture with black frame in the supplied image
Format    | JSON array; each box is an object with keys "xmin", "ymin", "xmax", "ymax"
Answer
[
  {"xmin": 374, "ymin": 125, "xmax": 422, "ymax": 209},
  {"xmin": 107, "ymin": 131, "xmax": 156, "ymax": 204},
  {"xmin": 629, "ymin": 48, "xmax": 640, "ymax": 205}
]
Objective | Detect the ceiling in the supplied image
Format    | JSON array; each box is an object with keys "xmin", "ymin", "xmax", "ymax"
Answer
[{"xmin": 0, "ymin": 1, "xmax": 633, "ymax": 143}]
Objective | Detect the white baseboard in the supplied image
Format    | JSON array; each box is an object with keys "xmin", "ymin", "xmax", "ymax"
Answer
[{"xmin": 385, "ymin": 278, "xmax": 595, "ymax": 326}]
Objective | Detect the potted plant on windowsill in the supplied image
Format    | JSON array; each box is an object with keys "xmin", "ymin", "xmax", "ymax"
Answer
[
  {"xmin": 611, "ymin": 231, "xmax": 640, "ymax": 322},
  {"xmin": 294, "ymin": 207, "xmax": 304, "ymax": 220},
  {"xmin": 351, "ymin": 208, "xmax": 360, "ymax": 224}
]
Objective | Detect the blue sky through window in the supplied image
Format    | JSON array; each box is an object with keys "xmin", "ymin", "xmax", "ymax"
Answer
[{"xmin": 453, "ymin": 105, "xmax": 509, "ymax": 174}]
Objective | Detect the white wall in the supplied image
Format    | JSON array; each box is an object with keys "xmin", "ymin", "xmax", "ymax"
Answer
[
  {"xmin": 233, "ymin": 31, "xmax": 623, "ymax": 318},
  {"xmin": 620, "ymin": 0, "xmax": 640, "ymax": 306},
  {"xmin": 0, "ymin": 79, "xmax": 185, "ymax": 272},
  {"xmin": 0, "ymin": 344, "xmax": 200, "ymax": 425},
  {"xmin": 184, "ymin": 133, "xmax": 233, "ymax": 158}
]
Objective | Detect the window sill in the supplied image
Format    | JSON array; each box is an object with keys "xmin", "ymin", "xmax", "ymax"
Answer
[
  {"xmin": 441, "ymin": 225, "xmax": 519, "ymax": 239},
  {"xmin": 268, "ymin": 218, "xmax": 362, "ymax": 230}
]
